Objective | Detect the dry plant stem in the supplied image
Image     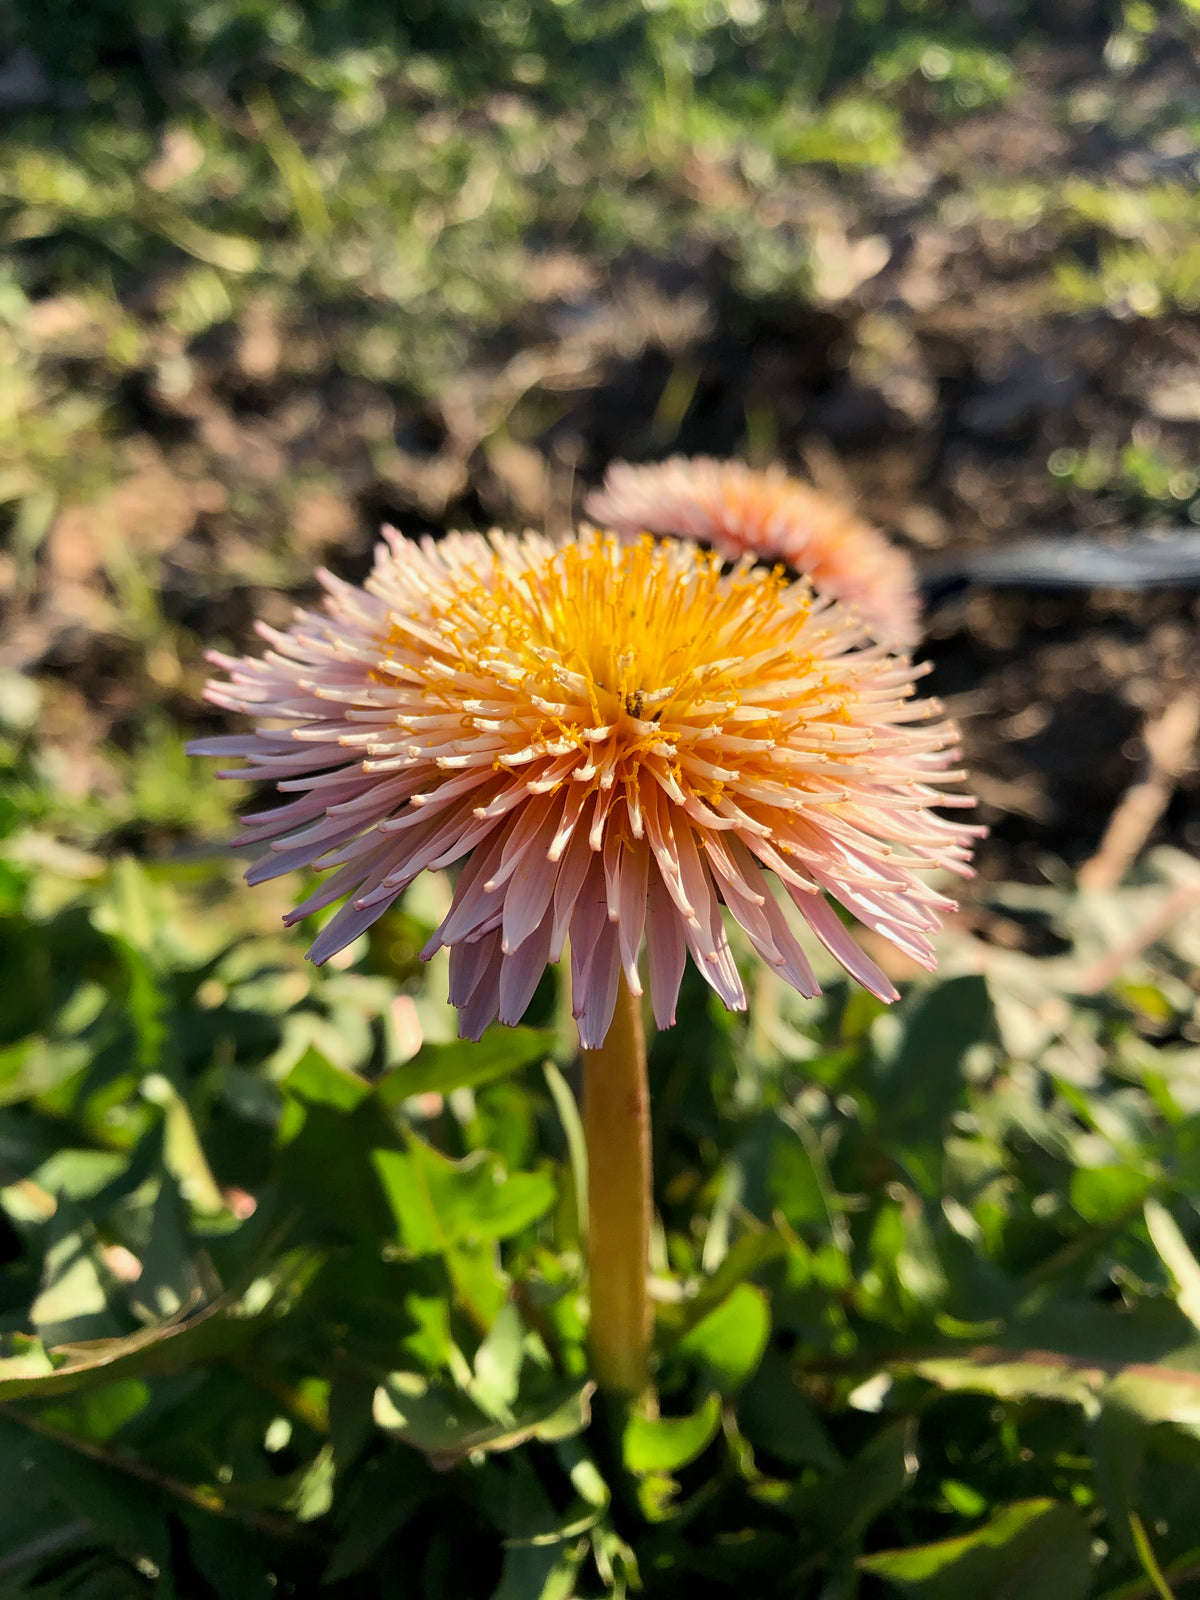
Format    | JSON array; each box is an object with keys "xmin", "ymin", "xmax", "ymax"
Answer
[
  {"xmin": 1076, "ymin": 882, "xmax": 1200, "ymax": 995},
  {"xmin": 1078, "ymin": 693, "xmax": 1200, "ymax": 891},
  {"xmin": 582, "ymin": 973, "xmax": 653, "ymax": 1398}
]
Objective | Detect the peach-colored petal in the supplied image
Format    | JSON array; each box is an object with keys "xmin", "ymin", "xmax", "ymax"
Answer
[{"xmin": 586, "ymin": 455, "xmax": 920, "ymax": 651}]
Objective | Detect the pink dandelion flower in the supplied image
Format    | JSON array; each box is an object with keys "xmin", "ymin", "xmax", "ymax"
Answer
[
  {"xmin": 585, "ymin": 455, "xmax": 921, "ymax": 651},
  {"xmin": 190, "ymin": 527, "xmax": 977, "ymax": 1048}
]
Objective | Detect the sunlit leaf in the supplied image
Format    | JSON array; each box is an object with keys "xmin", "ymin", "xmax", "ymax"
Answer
[
  {"xmin": 377, "ymin": 1028, "xmax": 552, "ymax": 1105},
  {"xmin": 373, "ymin": 1371, "xmax": 592, "ymax": 1466},
  {"xmin": 858, "ymin": 1498, "xmax": 1093, "ymax": 1598},
  {"xmin": 623, "ymin": 1393, "xmax": 721, "ymax": 1475},
  {"xmin": 678, "ymin": 1283, "xmax": 770, "ymax": 1394}
]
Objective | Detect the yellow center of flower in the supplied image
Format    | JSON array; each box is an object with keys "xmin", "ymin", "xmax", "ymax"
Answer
[
  {"xmin": 433, "ymin": 535, "xmax": 816, "ymax": 704},
  {"xmin": 371, "ymin": 531, "xmax": 886, "ymax": 837}
]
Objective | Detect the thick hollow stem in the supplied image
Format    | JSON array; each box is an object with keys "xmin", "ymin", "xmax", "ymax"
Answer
[{"xmin": 582, "ymin": 974, "xmax": 653, "ymax": 1397}]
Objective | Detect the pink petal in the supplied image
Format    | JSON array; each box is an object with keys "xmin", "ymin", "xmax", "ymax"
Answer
[{"xmin": 644, "ymin": 866, "xmax": 687, "ymax": 1030}]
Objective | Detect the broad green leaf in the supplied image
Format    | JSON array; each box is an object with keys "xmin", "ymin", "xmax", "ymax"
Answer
[
  {"xmin": 323, "ymin": 1456, "xmax": 435, "ymax": 1584},
  {"xmin": 373, "ymin": 1371, "xmax": 592, "ymax": 1466},
  {"xmin": 875, "ymin": 976, "xmax": 991, "ymax": 1195},
  {"xmin": 0, "ymin": 1035, "xmax": 89, "ymax": 1107},
  {"xmin": 0, "ymin": 1290, "xmax": 278, "ymax": 1401},
  {"xmin": 1072, "ymin": 1164, "xmax": 1151, "ymax": 1225},
  {"xmin": 373, "ymin": 1137, "xmax": 556, "ymax": 1254},
  {"xmin": 181, "ymin": 1514, "xmax": 285, "ymax": 1600},
  {"xmin": 490, "ymin": 1445, "xmax": 607, "ymax": 1556},
  {"xmin": 276, "ymin": 1098, "xmax": 400, "ymax": 1239},
  {"xmin": 285, "ymin": 1443, "xmax": 334, "ymax": 1522},
  {"xmin": 30, "ymin": 1212, "xmax": 124, "ymax": 1347},
  {"xmin": 130, "ymin": 1179, "xmax": 206, "ymax": 1322},
  {"xmin": 141, "ymin": 1074, "xmax": 225, "ymax": 1214},
  {"xmin": 31, "ymin": 1148, "xmax": 127, "ymax": 1201},
  {"xmin": 0, "ymin": 1336, "xmax": 54, "ymax": 1385},
  {"xmin": 284, "ymin": 1045, "xmax": 371, "ymax": 1112},
  {"xmin": 858, "ymin": 1498, "xmax": 1093, "ymax": 1600},
  {"xmin": 446, "ymin": 1241, "xmax": 509, "ymax": 1330},
  {"xmin": 377, "ymin": 1028, "xmax": 552, "ymax": 1105},
  {"xmin": 794, "ymin": 1419, "xmax": 915, "ymax": 1548},
  {"xmin": 470, "ymin": 1300, "xmax": 525, "ymax": 1420},
  {"xmin": 38, "ymin": 1376, "xmax": 150, "ymax": 1442},
  {"xmin": 623, "ymin": 1392, "xmax": 721, "ymax": 1475},
  {"xmin": 678, "ymin": 1283, "xmax": 770, "ymax": 1394},
  {"xmin": 771, "ymin": 1116, "xmax": 839, "ymax": 1234},
  {"xmin": 737, "ymin": 1351, "xmax": 842, "ymax": 1470},
  {"xmin": 492, "ymin": 1540, "xmax": 588, "ymax": 1600},
  {"xmin": 1, "ymin": 1413, "xmax": 172, "ymax": 1576},
  {"xmin": 913, "ymin": 1346, "xmax": 1200, "ymax": 1426}
]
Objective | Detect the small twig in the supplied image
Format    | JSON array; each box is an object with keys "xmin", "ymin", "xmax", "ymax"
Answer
[
  {"xmin": 1078, "ymin": 693, "xmax": 1200, "ymax": 891},
  {"xmin": 1076, "ymin": 883, "xmax": 1200, "ymax": 994}
]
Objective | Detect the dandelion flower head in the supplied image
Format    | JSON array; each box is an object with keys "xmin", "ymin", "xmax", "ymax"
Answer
[
  {"xmin": 586, "ymin": 455, "xmax": 921, "ymax": 651},
  {"xmin": 192, "ymin": 527, "xmax": 976, "ymax": 1048}
]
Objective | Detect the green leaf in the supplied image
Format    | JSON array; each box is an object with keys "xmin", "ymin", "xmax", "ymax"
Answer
[
  {"xmin": 470, "ymin": 1300, "xmax": 525, "ymax": 1421},
  {"xmin": 38, "ymin": 1376, "xmax": 150, "ymax": 1442},
  {"xmin": 0, "ymin": 1289, "xmax": 278, "ymax": 1402},
  {"xmin": 323, "ymin": 1455, "xmax": 435, "ymax": 1585},
  {"xmin": 0, "ymin": 1412, "xmax": 172, "ymax": 1575},
  {"xmin": 377, "ymin": 1028, "xmax": 552, "ymax": 1105},
  {"xmin": 141, "ymin": 1073, "xmax": 225, "ymax": 1214},
  {"xmin": 912, "ymin": 1345, "xmax": 1200, "ymax": 1426},
  {"xmin": 875, "ymin": 976, "xmax": 991, "ymax": 1195},
  {"xmin": 858, "ymin": 1498, "xmax": 1093, "ymax": 1599},
  {"xmin": 1145, "ymin": 1198, "xmax": 1200, "ymax": 1333},
  {"xmin": 30, "ymin": 1211, "xmax": 125, "ymax": 1347},
  {"xmin": 285, "ymin": 1443, "xmax": 334, "ymax": 1522},
  {"xmin": 771, "ymin": 1114, "xmax": 846, "ymax": 1244},
  {"xmin": 275, "ymin": 1097, "xmax": 400, "ymax": 1239},
  {"xmin": 129, "ymin": 1178, "xmax": 205, "ymax": 1323},
  {"xmin": 678, "ymin": 1283, "xmax": 770, "ymax": 1394},
  {"xmin": 544, "ymin": 1057, "xmax": 587, "ymax": 1239},
  {"xmin": 794, "ymin": 1419, "xmax": 915, "ymax": 1549},
  {"xmin": 0, "ymin": 1035, "xmax": 89, "ymax": 1107},
  {"xmin": 737, "ymin": 1350, "xmax": 842, "ymax": 1470},
  {"xmin": 492, "ymin": 1540, "xmax": 588, "ymax": 1600},
  {"xmin": 1072, "ymin": 1164, "xmax": 1150, "ymax": 1225},
  {"xmin": 284, "ymin": 1045, "xmax": 371, "ymax": 1112},
  {"xmin": 31, "ymin": 1147, "xmax": 128, "ymax": 1201},
  {"xmin": 623, "ymin": 1392, "xmax": 721, "ymax": 1474},
  {"xmin": 373, "ymin": 1136, "xmax": 556, "ymax": 1254},
  {"xmin": 373, "ymin": 1372, "xmax": 592, "ymax": 1467}
]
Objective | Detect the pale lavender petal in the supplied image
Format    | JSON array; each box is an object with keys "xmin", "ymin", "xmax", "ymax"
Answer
[
  {"xmin": 573, "ymin": 922, "xmax": 622, "ymax": 1050},
  {"xmin": 644, "ymin": 866, "xmax": 687, "ymax": 1030},
  {"xmin": 498, "ymin": 916, "xmax": 554, "ymax": 1026},
  {"xmin": 549, "ymin": 831, "xmax": 595, "ymax": 961},
  {"xmin": 457, "ymin": 933, "xmax": 504, "ymax": 1040}
]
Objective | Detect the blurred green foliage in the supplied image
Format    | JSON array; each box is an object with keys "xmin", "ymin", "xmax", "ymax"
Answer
[{"xmin": 8, "ymin": 740, "xmax": 1200, "ymax": 1595}]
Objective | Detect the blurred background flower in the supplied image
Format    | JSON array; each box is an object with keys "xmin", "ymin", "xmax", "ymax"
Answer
[{"xmin": 586, "ymin": 454, "xmax": 921, "ymax": 647}]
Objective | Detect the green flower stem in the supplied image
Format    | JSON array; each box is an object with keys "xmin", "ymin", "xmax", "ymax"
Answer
[{"xmin": 582, "ymin": 973, "xmax": 653, "ymax": 1397}]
